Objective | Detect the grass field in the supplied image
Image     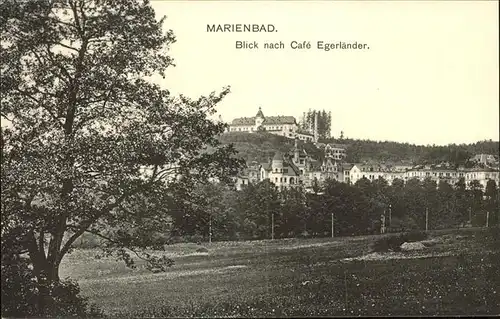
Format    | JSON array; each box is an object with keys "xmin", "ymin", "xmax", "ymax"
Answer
[{"xmin": 60, "ymin": 227, "xmax": 500, "ymax": 317}]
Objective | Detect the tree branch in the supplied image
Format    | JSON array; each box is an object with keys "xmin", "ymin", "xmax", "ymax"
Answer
[{"xmin": 57, "ymin": 188, "xmax": 142, "ymax": 264}]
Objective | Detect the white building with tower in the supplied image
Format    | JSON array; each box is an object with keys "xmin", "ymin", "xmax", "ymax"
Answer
[{"xmin": 228, "ymin": 107, "xmax": 319, "ymax": 143}]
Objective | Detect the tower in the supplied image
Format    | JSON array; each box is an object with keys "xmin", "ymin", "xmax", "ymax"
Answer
[{"xmin": 255, "ymin": 107, "xmax": 264, "ymax": 129}]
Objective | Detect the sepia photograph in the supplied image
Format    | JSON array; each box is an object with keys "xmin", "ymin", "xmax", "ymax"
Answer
[{"xmin": 1, "ymin": 0, "xmax": 499, "ymax": 317}]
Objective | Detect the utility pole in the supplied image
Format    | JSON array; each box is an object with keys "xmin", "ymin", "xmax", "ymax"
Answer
[
  {"xmin": 425, "ymin": 207, "xmax": 429, "ymax": 232},
  {"xmin": 331, "ymin": 212, "xmax": 334, "ymax": 238},
  {"xmin": 271, "ymin": 212, "xmax": 275, "ymax": 240},
  {"xmin": 381, "ymin": 210, "xmax": 386, "ymax": 234},
  {"xmin": 486, "ymin": 211, "xmax": 489, "ymax": 228},
  {"xmin": 209, "ymin": 213, "xmax": 212, "ymax": 244},
  {"xmin": 389, "ymin": 204, "xmax": 392, "ymax": 229},
  {"xmin": 469, "ymin": 206, "xmax": 472, "ymax": 225}
]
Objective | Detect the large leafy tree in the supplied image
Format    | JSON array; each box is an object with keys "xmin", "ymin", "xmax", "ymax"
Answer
[
  {"xmin": 1, "ymin": 0, "xmax": 243, "ymax": 291},
  {"xmin": 236, "ymin": 180, "xmax": 280, "ymax": 239},
  {"xmin": 484, "ymin": 179, "xmax": 499, "ymax": 227}
]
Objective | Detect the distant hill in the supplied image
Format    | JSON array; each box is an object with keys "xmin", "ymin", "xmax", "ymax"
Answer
[
  {"xmin": 322, "ymin": 138, "xmax": 499, "ymax": 166},
  {"xmin": 218, "ymin": 132, "xmax": 499, "ymax": 167},
  {"xmin": 218, "ymin": 132, "xmax": 322, "ymax": 164}
]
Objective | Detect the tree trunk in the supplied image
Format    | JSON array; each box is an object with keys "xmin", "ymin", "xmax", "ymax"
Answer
[{"xmin": 28, "ymin": 231, "xmax": 64, "ymax": 316}]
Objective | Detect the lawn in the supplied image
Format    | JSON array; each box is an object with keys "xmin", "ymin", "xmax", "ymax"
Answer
[{"xmin": 59, "ymin": 227, "xmax": 500, "ymax": 317}]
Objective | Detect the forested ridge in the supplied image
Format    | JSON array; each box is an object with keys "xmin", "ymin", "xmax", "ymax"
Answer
[{"xmin": 219, "ymin": 132, "xmax": 499, "ymax": 165}]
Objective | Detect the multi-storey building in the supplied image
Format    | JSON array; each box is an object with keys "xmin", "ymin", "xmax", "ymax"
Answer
[
  {"xmin": 228, "ymin": 107, "xmax": 319, "ymax": 142},
  {"xmin": 347, "ymin": 164, "xmax": 499, "ymax": 190},
  {"xmin": 259, "ymin": 151, "xmax": 301, "ymax": 190},
  {"xmin": 348, "ymin": 164, "xmax": 404, "ymax": 185},
  {"xmin": 324, "ymin": 143, "xmax": 347, "ymax": 161}
]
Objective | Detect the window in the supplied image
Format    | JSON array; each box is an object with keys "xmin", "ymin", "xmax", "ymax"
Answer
[
  {"xmin": 300, "ymin": 159, "xmax": 304, "ymax": 164},
  {"xmin": 283, "ymin": 169, "xmax": 288, "ymax": 173}
]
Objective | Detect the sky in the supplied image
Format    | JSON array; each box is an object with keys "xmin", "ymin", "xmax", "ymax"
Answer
[{"xmin": 150, "ymin": 0, "xmax": 499, "ymax": 146}]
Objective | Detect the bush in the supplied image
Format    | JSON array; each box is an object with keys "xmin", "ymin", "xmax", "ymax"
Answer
[
  {"xmin": 372, "ymin": 234, "xmax": 406, "ymax": 252},
  {"xmin": 196, "ymin": 247, "xmax": 209, "ymax": 253},
  {"xmin": 1, "ymin": 254, "xmax": 103, "ymax": 318},
  {"xmin": 388, "ymin": 216, "xmax": 419, "ymax": 233},
  {"xmin": 371, "ymin": 231, "xmax": 428, "ymax": 253},
  {"xmin": 404, "ymin": 230, "xmax": 428, "ymax": 242}
]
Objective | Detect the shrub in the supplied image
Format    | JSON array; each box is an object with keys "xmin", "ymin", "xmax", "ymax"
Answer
[
  {"xmin": 1, "ymin": 254, "xmax": 103, "ymax": 318},
  {"xmin": 404, "ymin": 230, "xmax": 428, "ymax": 242},
  {"xmin": 372, "ymin": 234, "xmax": 406, "ymax": 252},
  {"xmin": 371, "ymin": 231, "xmax": 428, "ymax": 253}
]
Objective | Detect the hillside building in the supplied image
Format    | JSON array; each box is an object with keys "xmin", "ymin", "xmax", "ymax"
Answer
[{"xmin": 228, "ymin": 107, "xmax": 319, "ymax": 143}]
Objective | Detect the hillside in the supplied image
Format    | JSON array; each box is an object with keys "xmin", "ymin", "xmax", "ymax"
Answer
[
  {"xmin": 218, "ymin": 132, "xmax": 499, "ymax": 166},
  {"xmin": 218, "ymin": 132, "xmax": 322, "ymax": 163}
]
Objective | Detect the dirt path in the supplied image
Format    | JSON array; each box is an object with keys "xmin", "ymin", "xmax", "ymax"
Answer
[{"xmin": 78, "ymin": 265, "xmax": 248, "ymax": 285}]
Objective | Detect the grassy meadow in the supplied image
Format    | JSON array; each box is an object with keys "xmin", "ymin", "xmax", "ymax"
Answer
[{"xmin": 60, "ymin": 227, "xmax": 500, "ymax": 317}]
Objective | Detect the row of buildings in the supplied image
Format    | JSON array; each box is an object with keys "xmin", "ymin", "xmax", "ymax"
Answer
[
  {"xmin": 228, "ymin": 107, "xmax": 499, "ymax": 192},
  {"xmin": 234, "ymin": 139, "xmax": 500, "ymax": 192}
]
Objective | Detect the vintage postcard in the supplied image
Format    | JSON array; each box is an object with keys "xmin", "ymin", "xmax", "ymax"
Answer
[{"xmin": 1, "ymin": 0, "xmax": 498, "ymax": 317}]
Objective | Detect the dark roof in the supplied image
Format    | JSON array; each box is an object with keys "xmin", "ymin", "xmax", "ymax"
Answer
[
  {"xmin": 263, "ymin": 116, "xmax": 296, "ymax": 125},
  {"xmin": 260, "ymin": 163, "xmax": 272, "ymax": 171},
  {"xmin": 273, "ymin": 151, "xmax": 283, "ymax": 160},
  {"xmin": 231, "ymin": 115, "xmax": 297, "ymax": 126},
  {"xmin": 286, "ymin": 160, "xmax": 301, "ymax": 175},
  {"xmin": 342, "ymin": 163, "xmax": 354, "ymax": 170},
  {"xmin": 231, "ymin": 117, "xmax": 255, "ymax": 126},
  {"xmin": 231, "ymin": 112, "xmax": 297, "ymax": 125}
]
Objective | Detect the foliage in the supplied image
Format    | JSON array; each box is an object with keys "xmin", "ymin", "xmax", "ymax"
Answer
[
  {"xmin": 1, "ymin": 248, "xmax": 103, "ymax": 318},
  {"xmin": 299, "ymin": 109, "xmax": 332, "ymax": 139},
  {"xmin": 219, "ymin": 131, "xmax": 498, "ymax": 168},
  {"xmin": 319, "ymin": 138, "xmax": 499, "ymax": 166},
  {"xmin": 168, "ymin": 173, "xmax": 498, "ymax": 243},
  {"xmin": 0, "ymin": 1, "xmax": 244, "ymax": 315},
  {"xmin": 218, "ymin": 131, "xmax": 300, "ymax": 163},
  {"xmin": 371, "ymin": 230, "xmax": 427, "ymax": 252}
]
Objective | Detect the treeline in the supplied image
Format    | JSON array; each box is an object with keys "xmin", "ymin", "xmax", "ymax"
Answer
[
  {"xmin": 299, "ymin": 109, "xmax": 332, "ymax": 139},
  {"xmin": 324, "ymin": 138, "xmax": 499, "ymax": 165},
  {"xmin": 164, "ymin": 177, "xmax": 499, "ymax": 243},
  {"xmin": 220, "ymin": 131, "xmax": 499, "ymax": 166}
]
